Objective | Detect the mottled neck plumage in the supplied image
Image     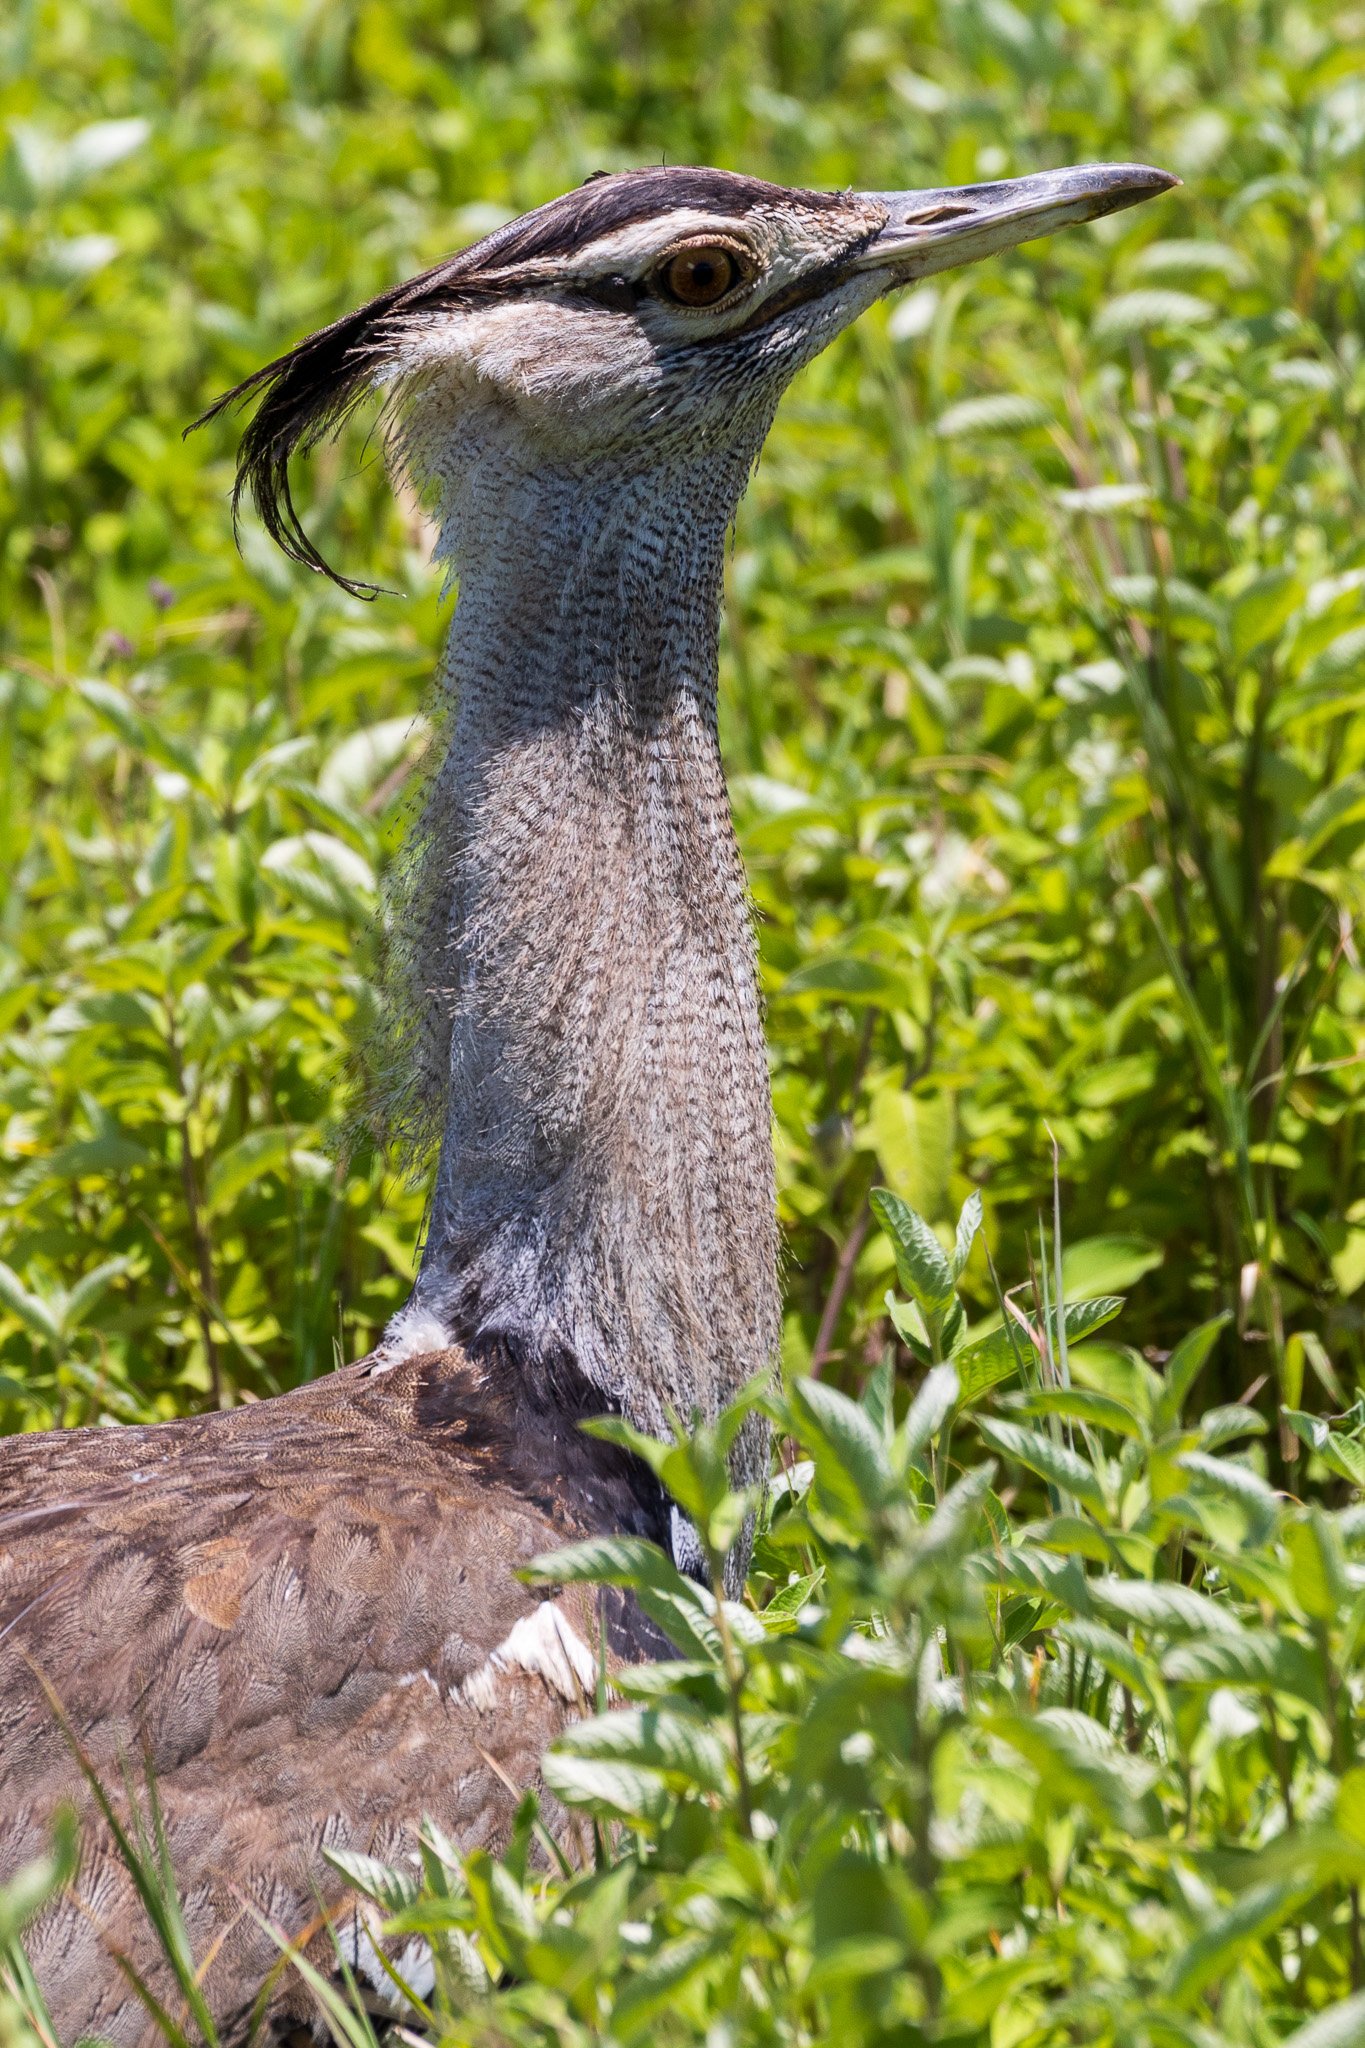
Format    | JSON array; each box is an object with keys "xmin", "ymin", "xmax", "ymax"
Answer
[{"xmin": 385, "ymin": 433, "xmax": 780, "ymax": 1451}]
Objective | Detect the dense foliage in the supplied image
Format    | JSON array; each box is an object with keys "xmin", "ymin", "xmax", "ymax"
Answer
[{"xmin": 8, "ymin": 0, "xmax": 1365, "ymax": 2041}]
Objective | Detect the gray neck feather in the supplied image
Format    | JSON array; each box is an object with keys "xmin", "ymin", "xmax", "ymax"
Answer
[{"xmin": 383, "ymin": 425, "xmax": 780, "ymax": 1452}]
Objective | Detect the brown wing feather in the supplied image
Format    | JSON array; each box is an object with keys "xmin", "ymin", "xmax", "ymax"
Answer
[{"xmin": 0, "ymin": 1349, "xmax": 662, "ymax": 2043}]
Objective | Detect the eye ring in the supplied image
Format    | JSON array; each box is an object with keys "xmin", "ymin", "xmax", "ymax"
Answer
[{"xmin": 655, "ymin": 241, "xmax": 752, "ymax": 309}]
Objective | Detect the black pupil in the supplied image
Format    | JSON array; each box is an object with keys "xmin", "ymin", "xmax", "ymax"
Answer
[{"xmin": 675, "ymin": 250, "xmax": 730, "ymax": 300}]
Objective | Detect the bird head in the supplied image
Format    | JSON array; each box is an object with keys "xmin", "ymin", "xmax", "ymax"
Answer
[{"xmin": 200, "ymin": 161, "xmax": 1176, "ymax": 595}]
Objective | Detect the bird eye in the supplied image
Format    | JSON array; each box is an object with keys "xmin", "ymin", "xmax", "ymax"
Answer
[{"xmin": 658, "ymin": 244, "xmax": 744, "ymax": 308}]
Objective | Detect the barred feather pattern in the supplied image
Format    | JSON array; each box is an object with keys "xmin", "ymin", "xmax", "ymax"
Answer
[{"xmin": 0, "ymin": 1345, "xmax": 668, "ymax": 2041}]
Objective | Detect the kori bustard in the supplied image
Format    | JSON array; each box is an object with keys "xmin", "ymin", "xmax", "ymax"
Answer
[{"xmin": 1, "ymin": 159, "xmax": 1173, "ymax": 2038}]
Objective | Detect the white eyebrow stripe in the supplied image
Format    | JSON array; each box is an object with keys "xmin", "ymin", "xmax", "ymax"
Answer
[{"xmin": 484, "ymin": 210, "xmax": 758, "ymax": 281}]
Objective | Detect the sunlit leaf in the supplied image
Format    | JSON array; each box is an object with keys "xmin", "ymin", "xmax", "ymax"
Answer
[
  {"xmin": 975, "ymin": 1418, "xmax": 1106, "ymax": 1511},
  {"xmin": 1165, "ymin": 1879, "xmax": 1306, "ymax": 2004},
  {"xmin": 936, "ymin": 393, "xmax": 1051, "ymax": 437},
  {"xmin": 1093, "ymin": 289, "xmax": 1216, "ymax": 341},
  {"xmin": 870, "ymin": 1188, "xmax": 954, "ymax": 1311}
]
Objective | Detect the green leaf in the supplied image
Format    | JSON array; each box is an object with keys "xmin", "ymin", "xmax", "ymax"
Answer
[
  {"xmin": 1060, "ymin": 1235, "xmax": 1161, "ymax": 1299},
  {"xmin": 631, "ymin": 1585, "xmax": 723, "ymax": 1663},
  {"xmin": 870, "ymin": 1187, "xmax": 954, "ymax": 1310},
  {"xmin": 1230, "ymin": 567, "xmax": 1304, "ymax": 658},
  {"xmin": 944, "ymin": 1953, "xmax": 1054, "ymax": 2027},
  {"xmin": 1165, "ymin": 1879, "xmax": 1305, "ymax": 2004},
  {"xmin": 1279, "ymin": 1993, "xmax": 1365, "ymax": 2048},
  {"xmin": 919, "ymin": 1461, "xmax": 996, "ymax": 1566},
  {"xmin": 1284, "ymin": 1409, "xmax": 1365, "ymax": 1488},
  {"xmin": 861, "ymin": 1356, "xmax": 895, "ymax": 1443},
  {"xmin": 1034, "ymin": 1513, "xmax": 1115, "ymax": 1564},
  {"xmin": 47, "ymin": 1131, "xmax": 152, "ymax": 1180},
  {"xmin": 73, "ymin": 989, "xmax": 160, "ymax": 1033},
  {"xmin": 541, "ymin": 1751, "xmax": 670, "ymax": 1822},
  {"xmin": 1057, "ymin": 1296, "xmax": 1125, "ymax": 1345},
  {"xmin": 1175, "ymin": 1450, "xmax": 1278, "ymax": 1533},
  {"xmin": 1130, "ymin": 238, "xmax": 1250, "ymax": 284},
  {"xmin": 951, "ymin": 1190, "xmax": 982, "ymax": 1280},
  {"xmin": 1155, "ymin": 1315, "xmax": 1231, "ymax": 1428},
  {"xmin": 790, "ymin": 1375, "xmax": 894, "ymax": 1509},
  {"xmin": 206, "ymin": 1126, "xmax": 308, "ymax": 1214},
  {"xmin": 975, "ymin": 1417, "xmax": 1106, "ymax": 1511},
  {"xmin": 966, "ymin": 1303, "xmax": 1124, "ymax": 1391},
  {"xmin": 804, "ymin": 1934, "xmax": 907, "ymax": 1992},
  {"xmin": 988, "ymin": 1707, "xmax": 1154, "ymax": 1831},
  {"xmin": 1090, "ymin": 1575, "xmax": 1246, "ymax": 1638},
  {"xmin": 1200, "ymin": 1403, "xmax": 1269, "ymax": 1448},
  {"xmin": 260, "ymin": 830, "xmax": 375, "ymax": 897},
  {"xmin": 79, "ymin": 679, "xmax": 203, "ymax": 784},
  {"xmin": 579, "ymin": 1412, "xmax": 673, "ymax": 1480},
  {"xmin": 761, "ymin": 1568, "xmax": 824, "ymax": 1632},
  {"xmin": 936, "ymin": 392, "xmax": 1051, "ymax": 437},
  {"xmin": 1285, "ymin": 1509, "xmax": 1348, "ymax": 1621},
  {"xmin": 320, "ymin": 1847, "xmax": 419, "ymax": 1915},
  {"xmin": 1160, "ymin": 1629, "xmax": 1324, "ymax": 1707},
  {"xmin": 319, "ymin": 714, "xmax": 428, "ymax": 803},
  {"xmin": 1055, "ymin": 1618, "xmax": 1162, "ymax": 1705},
  {"xmin": 63, "ymin": 1256, "xmax": 132, "ymax": 1331},
  {"xmin": 1289, "ymin": 775, "xmax": 1365, "ymax": 866},
  {"xmin": 863, "ymin": 1090, "xmax": 953, "ymax": 1250},
  {"xmin": 952, "ymin": 1326, "xmax": 1026, "ymax": 1405},
  {"xmin": 524, "ymin": 1535, "xmax": 695, "ymax": 1600},
  {"xmin": 1015, "ymin": 1387, "xmax": 1143, "ymax": 1438},
  {"xmin": 554, "ymin": 1708, "xmax": 729, "ymax": 1794},
  {"xmin": 610, "ymin": 1660, "xmax": 718, "ymax": 1700},
  {"xmin": 0, "ymin": 1812, "xmax": 78, "ymax": 1949},
  {"xmin": 1305, "ymin": 625, "xmax": 1365, "ymax": 686},
  {"xmin": 0, "ymin": 1261, "xmax": 62, "ymax": 1345},
  {"xmin": 902, "ymin": 1363, "xmax": 959, "ymax": 1456},
  {"xmin": 464, "ymin": 1850, "xmax": 537, "ymax": 1959},
  {"xmin": 612, "ymin": 1935, "xmax": 718, "ymax": 2034},
  {"xmin": 1109, "ymin": 573, "xmax": 1225, "ymax": 631},
  {"xmin": 1339, "ymin": 1769, "xmax": 1365, "ymax": 1846},
  {"xmin": 783, "ymin": 955, "xmax": 915, "ymax": 1006},
  {"xmin": 1093, "ymin": 288, "xmax": 1217, "ymax": 341}
]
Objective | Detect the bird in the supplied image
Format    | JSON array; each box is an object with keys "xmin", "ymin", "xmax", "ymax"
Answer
[{"xmin": 0, "ymin": 158, "xmax": 1174, "ymax": 2041}]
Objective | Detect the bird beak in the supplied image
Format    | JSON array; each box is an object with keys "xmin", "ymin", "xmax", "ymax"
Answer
[{"xmin": 848, "ymin": 162, "xmax": 1179, "ymax": 281}]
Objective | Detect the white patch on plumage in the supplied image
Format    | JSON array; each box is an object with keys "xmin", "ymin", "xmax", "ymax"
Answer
[
  {"xmin": 370, "ymin": 1304, "xmax": 456, "ymax": 1371},
  {"xmin": 395, "ymin": 1667, "xmax": 441, "ymax": 1696},
  {"xmin": 454, "ymin": 1659, "xmax": 500, "ymax": 1714},
  {"xmin": 453, "ymin": 1599, "xmax": 596, "ymax": 1712}
]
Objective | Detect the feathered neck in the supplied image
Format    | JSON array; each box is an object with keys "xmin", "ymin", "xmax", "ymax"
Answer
[{"xmin": 377, "ymin": 426, "xmax": 780, "ymax": 1462}]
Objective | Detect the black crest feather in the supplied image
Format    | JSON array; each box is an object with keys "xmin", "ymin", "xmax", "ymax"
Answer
[
  {"xmin": 186, "ymin": 268, "xmax": 454, "ymax": 600},
  {"xmin": 188, "ymin": 167, "xmax": 841, "ymax": 593}
]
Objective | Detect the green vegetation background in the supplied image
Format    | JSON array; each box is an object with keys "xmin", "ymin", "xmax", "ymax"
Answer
[
  {"xmin": 11, "ymin": 7, "xmax": 1365, "ymax": 2044},
  {"xmin": 3, "ymin": 0, "xmax": 1365, "ymax": 1440}
]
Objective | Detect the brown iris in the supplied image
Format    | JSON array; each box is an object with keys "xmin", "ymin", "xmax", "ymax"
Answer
[{"xmin": 659, "ymin": 244, "xmax": 741, "ymax": 307}]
